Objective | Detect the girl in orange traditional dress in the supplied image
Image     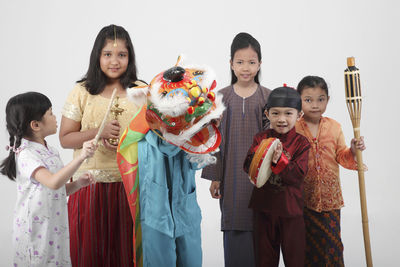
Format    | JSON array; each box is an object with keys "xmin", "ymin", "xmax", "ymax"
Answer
[{"xmin": 295, "ymin": 76, "xmax": 366, "ymax": 266}]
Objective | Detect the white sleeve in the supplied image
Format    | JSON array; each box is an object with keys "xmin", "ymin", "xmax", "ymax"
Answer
[{"xmin": 17, "ymin": 149, "xmax": 46, "ymax": 183}]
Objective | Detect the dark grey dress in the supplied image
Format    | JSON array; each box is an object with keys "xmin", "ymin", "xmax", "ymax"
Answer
[{"xmin": 201, "ymin": 84, "xmax": 270, "ymax": 266}]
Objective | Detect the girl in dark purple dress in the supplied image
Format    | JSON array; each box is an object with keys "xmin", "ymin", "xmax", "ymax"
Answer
[{"xmin": 201, "ymin": 32, "xmax": 271, "ymax": 267}]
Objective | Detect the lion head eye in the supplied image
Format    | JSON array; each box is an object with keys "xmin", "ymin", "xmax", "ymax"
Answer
[{"xmin": 193, "ymin": 70, "xmax": 203, "ymax": 76}]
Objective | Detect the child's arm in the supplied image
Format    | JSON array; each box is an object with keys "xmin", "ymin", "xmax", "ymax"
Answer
[
  {"xmin": 202, "ymin": 117, "xmax": 223, "ymax": 199},
  {"xmin": 350, "ymin": 136, "xmax": 368, "ymax": 170},
  {"xmin": 59, "ymin": 116, "xmax": 120, "ymax": 149},
  {"xmin": 336, "ymin": 129, "xmax": 366, "ymax": 170},
  {"xmin": 270, "ymin": 141, "xmax": 310, "ymax": 187},
  {"xmin": 202, "ymin": 149, "xmax": 223, "ymax": 199},
  {"xmin": 32, "ymin": 140, "xmax": 97, "ymax": 190},
  {"xmin": 66, "ymin": 172, "xmax": 96, "ymax": 196}
]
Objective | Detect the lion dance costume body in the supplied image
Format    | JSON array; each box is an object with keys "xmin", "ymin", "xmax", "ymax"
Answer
[{"xmin": 117, "ymin": 57, "xmax": 224, "ymax": 266}]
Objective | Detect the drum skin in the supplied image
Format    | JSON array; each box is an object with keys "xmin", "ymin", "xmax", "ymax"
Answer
[{"xmin": 248, "ymin": 138, "xmax": 281, "ymax": 188}]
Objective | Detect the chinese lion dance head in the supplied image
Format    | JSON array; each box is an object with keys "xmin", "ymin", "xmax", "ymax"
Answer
[{"xmin": 128, "ymin": 56, "xmax": 225, "ymax": 166}]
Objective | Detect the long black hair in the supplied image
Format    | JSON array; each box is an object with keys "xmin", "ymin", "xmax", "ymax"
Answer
[
  {"xmin": 230, "ymin": 32, "xmax": 262, "ymax": 85},
  {"xmin": 297, "ymin": 75, "xmax": 329, "ymax": 96},
  {"xmin": 78, "ymin": 24, "xmax": 138, "ymax": 95},
  {"xmin": 0, "ymin": 92, "xmax": 52, "ymax": 180}
]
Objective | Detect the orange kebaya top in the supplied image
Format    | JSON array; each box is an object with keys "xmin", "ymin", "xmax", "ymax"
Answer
[{"xmin": 295, "ymin": 117, "xmax": 358, "ymax": 212}]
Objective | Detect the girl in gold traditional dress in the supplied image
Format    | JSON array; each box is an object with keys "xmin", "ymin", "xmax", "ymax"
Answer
[{"xmin": 59, "ymin": 24, "xmax": 145, "ymax": 267}]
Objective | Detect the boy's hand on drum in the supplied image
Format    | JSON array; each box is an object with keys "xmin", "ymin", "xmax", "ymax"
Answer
[{"xmin": 272, "ymin": 142, "xmax": 283, "ymax": 164}]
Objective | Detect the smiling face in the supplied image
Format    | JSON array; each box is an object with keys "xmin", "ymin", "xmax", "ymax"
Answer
[
  {"xmin": 300, "ymin": 86, "xmax": 329, "ymax": 122},
  {"xmin": 265, "ymin": 107, "xmax": 300, "ymax": 134},
  {"xmin": 230, "ymin": 46, "xmax": 261, "ymax": 84},
  {"xmin": 100, "ymin": 39, "xmax": 129, "ymax": 80}
]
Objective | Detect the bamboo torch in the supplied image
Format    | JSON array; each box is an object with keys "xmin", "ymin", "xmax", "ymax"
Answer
[{"xmin": 344, "ymin": 57, "xmax": 373, "ymax": 266}]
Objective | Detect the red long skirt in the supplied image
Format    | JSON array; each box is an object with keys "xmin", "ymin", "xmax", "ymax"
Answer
[{"xmin": 68, "ymin": 182, "xmax": 133, "ymax": 267}]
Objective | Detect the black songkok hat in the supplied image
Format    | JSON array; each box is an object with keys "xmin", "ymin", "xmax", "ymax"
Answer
[{"xmin": 265, "ymin": 85, "xmax": 302, "ymax": 111}]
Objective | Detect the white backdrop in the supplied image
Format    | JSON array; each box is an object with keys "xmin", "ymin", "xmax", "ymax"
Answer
[{"xmin": 1, "ymin": 0, "xmax": 399, "ymax": 266}]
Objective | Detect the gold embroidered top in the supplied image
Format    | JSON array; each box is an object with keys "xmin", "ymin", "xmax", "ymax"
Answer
[{"xmin": 62, "ymin": 82, "xmax": 140, "ymax": 183}]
